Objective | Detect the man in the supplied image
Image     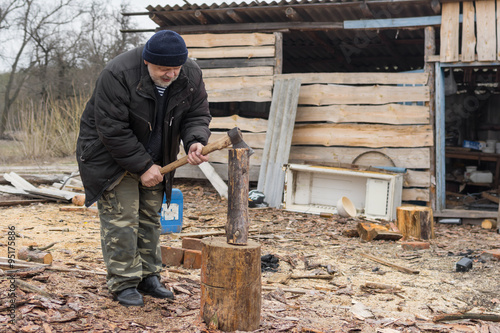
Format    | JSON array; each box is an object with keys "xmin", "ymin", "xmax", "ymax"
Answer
[{"xmin": 76, "ymin": 30, "xmax": 211, "ymax": 307}]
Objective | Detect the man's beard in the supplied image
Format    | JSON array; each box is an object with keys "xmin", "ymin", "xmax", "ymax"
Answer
[
  {"xmin": 153, "ymin": 75, "xmax": 178, "ymax": 88},
  {"xmin": 149, "ymin": 72, "xmax": 179, "ymax": 88}
]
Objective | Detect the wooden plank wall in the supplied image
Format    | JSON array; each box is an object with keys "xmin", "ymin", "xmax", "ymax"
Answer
[
  {"xmin": 174, "ymin": 33, "xmax": 276, "ymax": 180},
  {"xmin": 178, "ymin": 33, "xmax": 432, "ymax": 204},
  {"xmin": 441, "ymin": 0, "xmax": 499, "ymax": 62},
  {"xmin": 281, "ymin": 72, "xmax": 432, "ymax": 203},
  {"xmin": 183, "ymin": 33, "xmax": 276, "ymax": 103}
]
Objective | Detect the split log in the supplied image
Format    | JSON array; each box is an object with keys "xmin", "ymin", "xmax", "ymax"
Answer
[
  {"xmin": 226, "ymin": 148, "xmax": 250, "ymax": 245},
  {"xmin": 357, "ymin": 222, "xmax": 402, "ymax": 241},
  {"xmin": 18, "ymin": 246, "xmax": 53, "ymax": 264},
  {"xmin": 396, "ymin": 205, "xmax": 434, "ymax": 240},
  {"xmin": 201, "ymin": 237, "xmax": 261, "ymax": 331}
]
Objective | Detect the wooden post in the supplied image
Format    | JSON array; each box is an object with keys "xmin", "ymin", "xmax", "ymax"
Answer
[
  {"xmin": 424, "ymin": 26, "xmax": 437, "ymax": 213},
  {"xmin": 200, "ymin": 237, "xmax": 261, "ymax": 331},
  {"xmin": 226, "ymin": 148, "xmax": 250, "ymax": 245},
  {"xmin": 396, "ymin": 206, "xmax": 435, "ymax": 240}
]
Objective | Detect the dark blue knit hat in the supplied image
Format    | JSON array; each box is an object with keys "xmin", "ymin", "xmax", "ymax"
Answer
[{"xmin": 142, "ymin": 30, "xmax": 188, "ymax": 66}]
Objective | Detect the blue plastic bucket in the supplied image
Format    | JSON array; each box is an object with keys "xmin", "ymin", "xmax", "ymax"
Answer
[{"xmin": 160, "ymin": 188, "xmax": 183, "ymax": 234}]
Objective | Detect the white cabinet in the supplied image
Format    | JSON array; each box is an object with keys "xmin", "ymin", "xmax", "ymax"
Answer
[{"xmin": 283, "ymin": 164, "xmax": 403, "ymax": 221}]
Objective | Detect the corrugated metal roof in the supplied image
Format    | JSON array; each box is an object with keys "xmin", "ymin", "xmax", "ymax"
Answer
[{"xmin": 140, "ymin": 0, "xmax": 439, "ymax": 72}]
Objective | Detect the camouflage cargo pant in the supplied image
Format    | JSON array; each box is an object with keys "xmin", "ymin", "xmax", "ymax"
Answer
[{"xmin": 97, "ymin": 172, "xmax": 164, "ymax": 293}]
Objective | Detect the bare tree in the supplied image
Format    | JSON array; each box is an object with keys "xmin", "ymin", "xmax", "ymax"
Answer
[
  {"xmin": 0, "ymin": 0, "xmax": 23, "ymax": 31},
  {"xmin": 0, "ymin": 0, "xmax": 78, "ymax": 136},
  {"xmin": 0, "ymin": 0, "xmax": 146, "ymax": 137}
]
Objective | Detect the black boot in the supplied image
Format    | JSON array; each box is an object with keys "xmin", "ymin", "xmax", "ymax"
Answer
[
  {"xmin": 114, "ymin": 287, "xmax": 144, "ymax": 307},
  {"xmin": 138, "ymin": 275, "xmax": 174, "ymax": 299}
]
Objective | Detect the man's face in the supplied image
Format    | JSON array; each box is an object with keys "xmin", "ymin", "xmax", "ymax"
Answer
[{"xmin": 144, "ymin": 60, "xmax": 182, "ymax": 88}]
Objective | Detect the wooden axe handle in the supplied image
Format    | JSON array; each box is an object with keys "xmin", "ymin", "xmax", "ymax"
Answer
[{"xmin": 159, "ymin": 134, "xmax": 232, "ymax": 175}]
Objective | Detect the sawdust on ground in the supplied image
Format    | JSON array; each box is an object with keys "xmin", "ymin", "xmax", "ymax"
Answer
[{"xmin": 1, "ymin": 177, "xmax": 500, "ymax": 333}]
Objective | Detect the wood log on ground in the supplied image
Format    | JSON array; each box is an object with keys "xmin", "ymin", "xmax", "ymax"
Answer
[
  {"xmin": 357, "ymin": 222, "xmax": 402, "ymax": 241},
  {"xmin": 481, "ymin": 219, "xmax": 497, "ymax": 230},
  {"xmin": 226, "ymin": 148, "xmax": 250, "ymax": 245},
  {"xmin": 71, "ymin": 194, "xmax": 86, "ymax": 206},
  {"xmin": 396, "ymin": 205, "xmax": 434, "ymax": 240},
  {"xmin": 433, "ymin": 312, "xmax": 500, "ymax": 322},
  {"xmin": 18, "ymin": 246, "xmax": 53, "ymax": 264},
  {"xmin": 201, "ymin": 237, "xmax": 261, "ymax": 331}
]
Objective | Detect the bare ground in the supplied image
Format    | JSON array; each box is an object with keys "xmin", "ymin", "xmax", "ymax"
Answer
[{"xmin": 1, "ymin": 177, "xmax": 500, "ymax": 333}]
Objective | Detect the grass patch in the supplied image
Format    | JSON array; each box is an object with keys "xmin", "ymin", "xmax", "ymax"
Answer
[{"xmin": 7, "ymin": 92, "xmax": 87, "ymax": 163}]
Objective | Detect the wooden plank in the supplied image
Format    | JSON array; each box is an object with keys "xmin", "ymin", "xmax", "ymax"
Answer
[
  {"xmin": 440, "ymin": 2, "xmax": 460, "ymax": 62},
  {"xmin": 257, "ymin": 78, "xmax": 302, "ymax": 208},
  {"xmin": 195, "ymin": 58, "xmax": 275, "ymax": 69},
  {"xmin": 402, "ymin": 188, "xmax": 430, "ymax": 202},
  {"xmin": 4, "ymin": 172, "xmax": 76, "ymax": 201},
  {"xmin": 291, "ymin": 124, "xmax": 433, "ymax": 148},
  {"xmin": 208, "ymin": 132, "xmax": 266, "ymax": 149},
  {"xmin": 359, "ymin": 253, "xmax": 419, "ymax": 274},
  {"xmin": 182, "ymin": 33, "xmax": 275, "ymax": 48},
  {"xmin": 204, "ymin": 76, "xmax": 273, "ymax": 92},
  {"xmin": 163, "ymin": 21, "xmax": 343, "ymax": 34},
  {"xmin": 4, "ymin": 172, "xmax": 38, "ymax": 191},
  {"xmin": 498, "ymin": 0, "xmax": 500, "ymax": 60},
  {"xmin": 205, "ymin": 76, "xmax": 274, "ymax": 102},
  {"xmin": 207, "ymin": 148, "xmax": 262, "ymax": 166},
  {"xmin": 405, "ymin": 170, "xmax": 431, "ymax": 187},
  {"xmin": 189, "ymin": 46, "xmax": 275, "ymax": 59},
  {"xmin": 0, "ymin": 165, "xmax": 77, "ymax": 174},
  {"xmin": 209, "ymin": 116, "xmax": 268, "ymax": 133},
  {"xmin": 202, "ymin": 66, "xmax": 274, "ymax": 78},
  {"xmin": 276, "ymin": 72, "xmax": 429, "ymax": 85},
  {"xmin": 434, "ymin": 208, "xmax": 498, "ymax": 219},
  {"xmin": 344, "ymin": 15, "xmax": 443, "ymax": 30},
  {"xmin": 207, "ymin": 87, "xmax": 272, "ymax": 103},
  {"xmin": 0, "ymin": 185, "xmax": 31, "ymax": 196},
  {"xmin": 461, "ymin": 2, "xmax": 476, "ymax": 62},
  {"xmin": 174, "ymin": 163, "xmax": 261, "ymax": 182},
  {"xmin": 476, "ymin": 0, "xmax": 497, "ymax": 61},
  {"xmin": 274, "ymin": 32, "xmax": 283, "ymax": 75},
  {"xmin": 295, "ymin": 104, "xmax": 429, "ymax": 125},
  {"xmin": 197, "ymin": 162, "xmax": 228, "ymax": 199},
  {"xmin": 289, "ymin": 147, "xmax": 431, "ymax": 169},
  {"xmin": 298, "ymin": 84, "xmax": 429, "ymax": 105},
  {"xmin": 424, "ymin": 26, "xmax": 437, "ymax": 212}
]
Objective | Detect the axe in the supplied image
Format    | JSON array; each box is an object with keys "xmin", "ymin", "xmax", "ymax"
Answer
[{"xmin": 160, "ymin": 127, "xmax": 254, "ymax": 175}]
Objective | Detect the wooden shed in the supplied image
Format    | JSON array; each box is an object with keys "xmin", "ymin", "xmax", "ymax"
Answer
[{"xmin": 126, "ymin": 0, "xmax": 500, "ymax": 221}]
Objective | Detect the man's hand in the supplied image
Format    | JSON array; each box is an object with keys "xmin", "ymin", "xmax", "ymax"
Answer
[
  {"xmin": 140, "ymin": 164, "xmax": 164, "ymax": 187},
  {"xmin": 187, "ymin": 143, "xmax": 209, "ymax": 165}
]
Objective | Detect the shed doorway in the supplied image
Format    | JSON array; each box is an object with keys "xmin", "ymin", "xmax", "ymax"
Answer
[{"xmin": 436, "ymin": 63, "xmax": 500, "ymax": 216}]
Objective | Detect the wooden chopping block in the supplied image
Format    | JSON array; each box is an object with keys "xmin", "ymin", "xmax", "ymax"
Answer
[
  {"xmin": 200, "ymin": 237, "xmax": 261, "ymax": 331},
  {"xmin": 396, "ymin": 205, "xmax": 434, "ymax": 240}
]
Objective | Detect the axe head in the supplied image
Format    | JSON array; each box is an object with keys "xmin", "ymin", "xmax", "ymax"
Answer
[{"xmin": 228, "ymin": 127, "xmax": 254, "ymax": 156}]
